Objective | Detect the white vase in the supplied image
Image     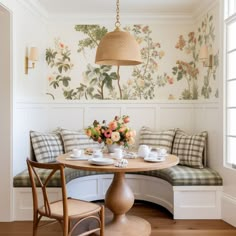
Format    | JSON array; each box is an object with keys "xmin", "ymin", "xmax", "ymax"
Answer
[{"xmin": 107, "ymin": 143, "xmax": 120, "ymax": 153}]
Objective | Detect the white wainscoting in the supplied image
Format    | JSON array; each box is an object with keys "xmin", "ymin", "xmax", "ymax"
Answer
[
  {"xmin": 13, "ymin": 100, "xmax": 220, "ymax": 175},
  {"xmin": 222, "ymin": 193, "xmax": 236, "ymax": 227},
  {"xmin": 13, "ymin": 100, "xmax": 228, "ymax": 221}
]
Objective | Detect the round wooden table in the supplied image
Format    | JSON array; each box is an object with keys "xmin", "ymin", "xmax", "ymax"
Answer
[{"xmin": 57, "ymin": 153, "xmax": 179, "ymax": 236}]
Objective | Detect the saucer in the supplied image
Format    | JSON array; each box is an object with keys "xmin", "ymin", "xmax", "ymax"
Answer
[
  {"xmin": 144, "ymin": 156, "xmax": 166, "ymax": 162},
  {"xmin": 89, "ymin": 158, "xmax": 114, "ymax": 166},
  {"xmin": 66, "ymin": 154, "xmax": 89, "ymax": 161}
]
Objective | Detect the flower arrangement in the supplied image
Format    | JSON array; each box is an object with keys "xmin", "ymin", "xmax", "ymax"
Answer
[{"xmin": 85, "ymin": 115, "xmax": 136, "ymax": 148}]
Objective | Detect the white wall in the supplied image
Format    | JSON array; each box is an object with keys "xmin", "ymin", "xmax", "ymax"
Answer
[
  {"xmin": 0, "ymin": 0, "xmax": 47, "ymax": 221},
  {"xmin": 0, "ymin": 4, "xmax": 12, "ymax": 222}
]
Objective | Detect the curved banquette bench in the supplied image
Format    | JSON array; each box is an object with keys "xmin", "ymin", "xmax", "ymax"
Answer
[
  {"xmin": 13, "ymin": 127, "xmax": 223, "ymax": 220},
  {"xmin": 13, "ymin": 164, "xmax": 222, "ymax": 220}
]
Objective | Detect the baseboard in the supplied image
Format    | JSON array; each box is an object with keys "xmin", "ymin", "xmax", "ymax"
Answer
[{"xmin": 222, "ymin": 193, "xmax": 236, "ymax": 227}]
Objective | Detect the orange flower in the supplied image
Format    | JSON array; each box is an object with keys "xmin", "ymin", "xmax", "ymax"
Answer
[
  {"xmin": 109, "ymin": 121, "xmax": 118, "ymax": 130},
  {"xmin": 128, "ymin": 137, "xmax": 135, "ymax": 145},
  {"xmin": 85, "ymin": 129, "xmax": 92, "ymax": 137}
]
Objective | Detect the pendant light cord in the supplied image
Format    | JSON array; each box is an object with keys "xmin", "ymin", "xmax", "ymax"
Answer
[{"xmin": 115, "ymin": 0, "xmax": 121, "ymax": 29}]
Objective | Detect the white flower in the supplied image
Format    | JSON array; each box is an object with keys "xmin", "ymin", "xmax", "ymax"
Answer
[{"xmin": 111, "ymin": 132, "xmax": 120, "ymax": 142}]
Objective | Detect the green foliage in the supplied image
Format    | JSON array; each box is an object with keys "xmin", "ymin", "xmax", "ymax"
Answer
[
  {"xmin": 46, "ymin": 39, "xmax": 73, "ymax": 96},
  {"xmin": 121, "ymin": 25, "xmax": 170, "ymax": 99},
  {"xmin": 46, "ymin": 49, "xmax": 57, "ymax": 67},
  {"xmin": 75, "ymin": 25, "xmax": 107, "ymax": 53}
]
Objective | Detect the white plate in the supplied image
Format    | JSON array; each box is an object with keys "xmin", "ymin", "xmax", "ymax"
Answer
[
  {"xmin": 89, "ymin": 158, "xmax": 114, "ymax": 166},
  {"xmin": 66, "ymin": 155, "xmax": 89, "ymax": 161},
  {"xmin": 144, "ymin": 157, "xmax": 166, "ymax": 162}
]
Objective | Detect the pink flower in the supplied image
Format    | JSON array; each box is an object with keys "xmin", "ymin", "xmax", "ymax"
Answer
[
  {"xmin": 59, "ymin": 43, "xmax": 64, "ymax": 48},
  {"xmin": 97, "ymin": 137, "xmax": 102, "ymax": 143},
  {"xmin": 104, "ymin": 129, "xmax": 112, "ymax": 138},
  {"xmin": 48, "ymin": 76, "xmax": 53, "ymax": 81},
  {"xmin": 123, "ymin": 116, "xmax": 130, "ymax": 124},
  {"xmin": 167, "ymin": 76, "xmax": 174, "ymax": 84},
  {"xmin": 142, "ymin": 26, "xmax": 149, "ymax": 33},
  {"xmin": 119, "ymin": 126, "xmax": 126, "ymax": 133}
]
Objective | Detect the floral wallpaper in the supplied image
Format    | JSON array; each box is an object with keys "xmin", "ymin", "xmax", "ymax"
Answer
[
  {"xmin": 45, "ymin": 11, "xmax": 219, "ymax": 101},
  {"xmin": 172, "ymin": 14, "xmax": 219, "ymax": 100}
]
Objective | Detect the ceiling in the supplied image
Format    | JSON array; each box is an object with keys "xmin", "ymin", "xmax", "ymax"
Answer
[{"xmin": 35, "ymin": 0, "xmax": 215, "ymax": 17}]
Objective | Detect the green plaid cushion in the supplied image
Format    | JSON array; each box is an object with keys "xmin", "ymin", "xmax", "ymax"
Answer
[
  {"xmin": 139, "ymin": 127, "xmax": 176, "ymax": 153},
  {"xmin": 60, "ymin": 129, "xmax": 100, "ymax": 153},
  {"xmin": 172, "ymin": 129, "xmax": 208, "ymax": 169},
  {"xmin": 14, "ymin": 165, "xmax": 222, "ymax": 187},
  {"xmin": 13, "ymin": 168, "xmax": 107, "ymax": 187},
  {"xmin": 30, "ymin": 131, "xmax": 64, "ymax": 163},
  {"xmin": 134, "ymin": 165, "xmax": 223, "ymax": 186}
]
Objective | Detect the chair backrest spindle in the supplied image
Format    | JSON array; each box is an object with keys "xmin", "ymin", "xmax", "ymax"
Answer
[{"xmin": 26, "ymin": 159, "xmax": 68, "ymax": 218}]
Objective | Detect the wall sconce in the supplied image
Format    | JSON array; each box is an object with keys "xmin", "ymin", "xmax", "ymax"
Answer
[
  {"xmin": 25, "ymin": 47, "xmax": 39, "ymax": 74},
  {"xmin": 199, "ymin": 45, "xmax": 213, "ymax": 68}
]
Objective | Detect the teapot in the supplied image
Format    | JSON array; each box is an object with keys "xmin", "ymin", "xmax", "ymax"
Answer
[{"xmin": 138, "ymin": 145, "xmax": 151, "ymax": 158}]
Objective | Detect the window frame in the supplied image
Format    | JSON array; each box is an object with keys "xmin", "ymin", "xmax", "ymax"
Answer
[{"xmin": 224, "ymin": 0, "xmax": 236, "ymax": 169}]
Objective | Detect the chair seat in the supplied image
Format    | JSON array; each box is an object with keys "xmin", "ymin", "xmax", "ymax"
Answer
[{"xmin": 39, "ymin": 198, "xmax": 101, "ymax": 219}]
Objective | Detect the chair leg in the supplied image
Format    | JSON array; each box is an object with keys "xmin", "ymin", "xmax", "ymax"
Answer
[
  {"xmin": 63, "ymin": 218, "xmax": 69, "ymax": 236},
  {"xmin": 33, "ymin": 213, "xmax": 40, "ymax": 236},
  {"xmin": 100, "ymin": 206, "xmax": 105, "ymax": 236}
]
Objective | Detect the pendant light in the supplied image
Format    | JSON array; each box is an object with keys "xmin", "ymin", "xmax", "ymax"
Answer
[{"xmin": 95, "ymin": 0, "xmax": 142, "ymax": 66}]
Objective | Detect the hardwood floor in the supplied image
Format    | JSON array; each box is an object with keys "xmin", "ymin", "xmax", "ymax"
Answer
[{"xmin": 0, "ymin": 201, "xmax": 235, "ymax": 236}]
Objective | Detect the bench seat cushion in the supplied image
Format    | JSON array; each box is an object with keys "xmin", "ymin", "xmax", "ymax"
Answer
[
  {"xmin": 136, "ymin": 165, "xmax": 223, "ymax": 186},
  {"xmin": 13, "ymin": 168, "xmax": 108, "ymax": 187},
  {"xmin": 14, "ymin": 165, "xmax": 223, "ymax": 188}
]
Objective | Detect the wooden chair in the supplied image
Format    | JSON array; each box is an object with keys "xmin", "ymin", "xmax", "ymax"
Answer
[{"xmin": 26, "ymin": 159, "xmax": 104, "ymax": 236}]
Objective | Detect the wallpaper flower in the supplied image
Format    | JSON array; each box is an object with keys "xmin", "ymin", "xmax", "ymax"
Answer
[{"xmin": 172, "ymin": 14, "xmax": 219, "ymax": 100}]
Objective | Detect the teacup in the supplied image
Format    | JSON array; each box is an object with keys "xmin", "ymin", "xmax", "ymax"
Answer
[
  {"xmin": 157, "ymin": 148, "xmax": 167, "ymax": 156},
  {"xmin": 138, "ymin": 145, "xmax": 151, "ymax": 158},
  {"xmin": 114, "ymin": 148, "xmax": 123, "ymax": 159},
  {"xmin": 93, "ymin": 149, "xmax": 103, "ymax": 158},
  {"xmin": 72, "ymin": 149, "xmax": 82, "ymax": 158}
]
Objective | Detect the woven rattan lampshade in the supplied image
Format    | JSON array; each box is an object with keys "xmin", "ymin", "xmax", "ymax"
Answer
[
  {"xmin": 95, "ymin": 0, "xmax": 141, "ymax": 66},
  {"xmin": 95, "ymin": 27, "xmax": 142, "ymax": 66}
]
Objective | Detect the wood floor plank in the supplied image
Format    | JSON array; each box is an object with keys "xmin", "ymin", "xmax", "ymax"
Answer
[{"xmin": 0, "ymin": 201, "xmax": 235, "ymax": 236}]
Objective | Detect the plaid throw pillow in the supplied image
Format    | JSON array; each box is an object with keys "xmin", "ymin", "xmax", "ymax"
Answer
[
  {"xmin": 60, "ymin": 129, "xmax": 100, "ymax": 153},
  {"xmin": 30, "ymin": 131, "xmax": 64, "ymax": 163},
  {"xmin": 139, "ymin": 127, "xmax": 176, "ymax": 153},
  {"xmin": 172, "ymin": 129, "xmax": 208, "ymax": 169}
]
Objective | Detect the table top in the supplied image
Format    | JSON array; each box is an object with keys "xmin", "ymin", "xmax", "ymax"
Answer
[{"xmin": 57, "ymin": 153, "xmax": 179, "ymax": 173}]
